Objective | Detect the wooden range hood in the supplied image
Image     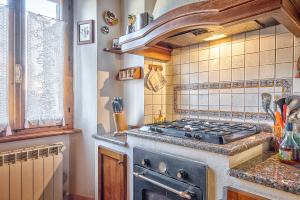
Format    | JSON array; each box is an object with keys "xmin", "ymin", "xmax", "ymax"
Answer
[{"xmin": 107, "ymin": 0, "xmax": 300, "ymax": 61}]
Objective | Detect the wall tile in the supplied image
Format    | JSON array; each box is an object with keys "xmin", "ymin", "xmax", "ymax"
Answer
[
  {"xmin": 276, "ymin": 33, "xmax": 294, "ymax": 49},
  {"xmin": 210, "ymin": 46, "xmax": 220, "ymax": 59},
  {"xmin": 260, "ymin": 50, "xmax": 275, "ymax": 65},
  {"xmin": 260, "ymin": 26, "xmax": 275, "ymax": 37},
  {"xmin": 276, "ymin": 62, "xmax": 293, "ymax": 78},
  {"xmin": 144, "ymin": 25, "xmax": 296, "ymax": 123},
  {"xmin": 246, "ymin": 30, "xmax": 259, "ymax": 40},
  {"xmin": 199, "ymin": 49, "xmax": 209, "ymax": 61},
  {"xmin": 220, "ymin": 69, "xmax": 231, "ymax": 82},
  {"xmin": 245, "ymin": 66, "xmax": 259, "ymax": 80},
  {"xmin": 220, "ymin": 93, "xmax": 231, "ymax": 105},
  {"xmin": 245, "ymin": 94, "xmax": 259, "ymax": 107},
  {"xmin": 209, "ymin": 71, "xmax": 220, "ymax": 82},
  {"xmin": 181, "ymin": 63, "xmax": 190, "ymax": 74},
  {"xmin": 276, "ymin": 47, "xmax": 293, "ymax": 63},
  {"xmin": 199, "ymin": 72, "xmax": 209, "ymax": 83},
  {"xmin": 260, "ymin": 64, "xmax": 275, "ymax": 79},
  {"xmin": 232, "ymin": 42, "xmax": 245, "ymax": 55},
  {"xmin": 245, "ymin": 53, "xmax": 259, "ymax": 67},
  {"xmin": 209, "ymin": 59, "xmax": 220, "ymax": 71},
  {"xmin": 220, "ymin": 57, "xmax": 232, "ymax": 69},
  {"xmin": 190, "ymin": 62, "xmax": 199, "ymax": 73},
  {"xmin": 232, "ymin": 68, "xmax": 244, "ymax": 81},
  {"xmin": 245, "ymin": 39, "xmax": 259, "ymax": 53},
  {"xmin": 190, "ymin": 73, "xmax": 199, "ymax": 84},
  {"xmin": 199, "ymin": 60, "xmax": 209, "ymax": 72},
  {"xmin": 220, "ymin": 45, "xmax": 232, "ymax": 57},
  {"xmin": 232, "ymin": 55, "xmax": 245, "ymax": 68},
  {"xmin": 209, "ymin": 94, "xmax": 220, "ymax": 106},
  {"xmin": 260, "ymin": 36, "xmax": 275, "ymax": 51},
  {"xmin": 190, "ymin": 50, "xmax": 199, "ymax": 63}
]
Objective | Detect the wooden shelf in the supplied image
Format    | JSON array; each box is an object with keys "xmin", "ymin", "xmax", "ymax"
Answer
[{"xmin": 103, "ymin": 48, "xmax": 122, "ymax": 54}]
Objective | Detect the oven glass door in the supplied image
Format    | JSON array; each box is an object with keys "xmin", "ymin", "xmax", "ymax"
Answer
[{"xmin": 134, "ymin": 166, "xmax": 203, "ymax": 200}]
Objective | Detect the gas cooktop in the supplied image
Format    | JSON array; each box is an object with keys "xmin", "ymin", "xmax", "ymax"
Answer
[{"xmin": 140, "ymin": 118, "xmax": 264, "ymax": 144}]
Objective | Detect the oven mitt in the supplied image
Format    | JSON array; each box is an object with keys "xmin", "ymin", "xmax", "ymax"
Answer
[
  {"xmin": 144, "ymin": 70, "xmax": 153, "ymax": 91},
  {"xmin": 148, "ymin": 70, "xmax": 167, "ymax": 92}
]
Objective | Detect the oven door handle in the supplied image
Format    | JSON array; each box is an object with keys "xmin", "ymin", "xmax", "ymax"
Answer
[{"xmin": 133, "ymin": 172, "xmax": 192, "ymax": 199}]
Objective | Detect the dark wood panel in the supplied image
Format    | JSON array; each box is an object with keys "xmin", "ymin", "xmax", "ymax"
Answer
[{"xmin": 98, "ymin": 147, "xmax": 127, "ymax": 200}]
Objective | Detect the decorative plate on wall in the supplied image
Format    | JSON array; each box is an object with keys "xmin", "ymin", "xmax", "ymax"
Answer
[{"xmin": 103, "ymin": 11, "xmax": 119, "ymax": 26}]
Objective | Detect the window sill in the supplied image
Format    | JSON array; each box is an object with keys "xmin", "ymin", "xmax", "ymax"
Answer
[{"xmin": 0, "ymin": 128, "xmax": 82, "ymax": 144}]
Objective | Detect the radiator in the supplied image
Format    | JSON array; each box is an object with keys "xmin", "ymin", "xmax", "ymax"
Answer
[{"xmin": 0, "ymin": 143, "xmax": 65, "ymax": 200}]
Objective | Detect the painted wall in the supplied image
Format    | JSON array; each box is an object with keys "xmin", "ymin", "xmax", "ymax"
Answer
[
  {"xmin": 97, "ymin": 0, "xmax": 122, "ymax": 134},
  {"xmin": 72, "ymin": 0, "xmax": 98, "ymax": 198}
]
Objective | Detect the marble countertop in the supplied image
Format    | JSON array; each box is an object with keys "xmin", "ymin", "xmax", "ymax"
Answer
[
  {"xmin": 229, "ymin": 152, "xmax": 300, "ymax": 195},
  {"xmin": 126, "ymin": 129, "xmax": 272, "ymax": 156},
  {"xmin": 93, "ymin": 133, "xmax": 127, "ymax": 146}
]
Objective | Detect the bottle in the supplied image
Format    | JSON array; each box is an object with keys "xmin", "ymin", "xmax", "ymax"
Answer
[
  {"xmin": 278, "ymin": 122, "xmax": 299, "ymax": 165},
  {"xmin": 293, "ymin": 123, "xmax": 300, "ymax": 161}
]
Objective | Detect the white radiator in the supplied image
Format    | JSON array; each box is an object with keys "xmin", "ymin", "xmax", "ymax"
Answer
[{"xmin": 0, "ymin": 143, "xmax": 65, "ymax": 200}]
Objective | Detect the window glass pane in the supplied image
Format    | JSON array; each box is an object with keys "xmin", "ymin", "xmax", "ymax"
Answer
[
  {"xmin": 26, "ymin": 0, "xmax": 59, "ymax": 19},
  {"xmin": 0, "ymin": 5, "xmax": 9, "ymax": 131},
  {"xmin": 25, "ymin": 12, "xmax": 65, "ymax": 127},
  {"xmin": 0, "ymin": 0, "xmax": 8, "ymax": 6}
]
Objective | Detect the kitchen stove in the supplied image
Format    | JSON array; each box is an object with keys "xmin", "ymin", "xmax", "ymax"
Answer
[{"xmin": 140, "ymin": 118, "xmax": 264, "ymax": 144}]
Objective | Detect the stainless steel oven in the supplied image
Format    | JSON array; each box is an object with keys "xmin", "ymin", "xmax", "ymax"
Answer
[{"xmin": 133, "ymin": 148, "xmax": 207, "ymax": 200}]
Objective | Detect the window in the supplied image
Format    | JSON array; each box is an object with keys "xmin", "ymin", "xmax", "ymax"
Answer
[{"xmin": 0, "ymin": 0, "xmax": 72, "ymax": 135}]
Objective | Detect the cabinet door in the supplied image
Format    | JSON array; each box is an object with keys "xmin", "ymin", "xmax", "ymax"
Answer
[
  {"xmin": 98, "ymin": 147, "xmax": 127, "ymax": 200},
  {"xmin": 227, "ymin": 187, "xmax": 269, "ymax": 200}
]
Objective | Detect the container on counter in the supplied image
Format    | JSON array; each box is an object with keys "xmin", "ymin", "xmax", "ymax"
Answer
[{"xmin": 278, "ymin": 122, "xmax": 299, "ymax": 165}]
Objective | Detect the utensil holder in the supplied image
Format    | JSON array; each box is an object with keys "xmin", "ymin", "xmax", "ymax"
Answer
[{"xmin": 113, "ymin": 112, "xmax": 128, "ymax": 135}]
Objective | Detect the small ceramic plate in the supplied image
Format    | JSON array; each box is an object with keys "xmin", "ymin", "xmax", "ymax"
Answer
[{"xmin": 103, "ymin": 11, "xmax": 119, "ymax": 26}]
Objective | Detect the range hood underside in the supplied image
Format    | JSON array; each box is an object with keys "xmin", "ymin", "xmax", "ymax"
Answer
[{"xmin": 115, "ymin": 0, "xmax": 300, "ymax": 61}]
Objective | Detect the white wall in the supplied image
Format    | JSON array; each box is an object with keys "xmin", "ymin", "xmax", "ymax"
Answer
[
  {"xmin": 121, "ymin": 0, "xmax": 146, "ymax": 127},
  {"xmin": 97, "ymin": 0, "xmax": 122, "ymax": 134},
  {"xmin": 72, "ymin": 0, "xmax": 97, "ymax": 198}
]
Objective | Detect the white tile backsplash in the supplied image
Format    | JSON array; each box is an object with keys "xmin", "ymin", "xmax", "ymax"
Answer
[{"xmin": 144, "ymin": 25, "xmax": 299, "ymax": 123}]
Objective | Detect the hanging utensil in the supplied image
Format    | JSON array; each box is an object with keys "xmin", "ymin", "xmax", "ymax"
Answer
[
  {"xmin": 275, "ymin": 98, "xmax": 286, "ymax": 119},
  {"xmin": 261, "ymin": 93, "xmax": 275, "ymax": 123}
]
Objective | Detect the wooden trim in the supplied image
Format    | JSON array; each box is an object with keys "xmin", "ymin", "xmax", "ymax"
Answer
[
  {"xmin": 0, "ymin": 128, "xmax": 81, "ymax": 144},
  {"xmin": 227, "ymin": 187, "xmax": 270, "ymax": 200},
  {"xmin": 67, "ymin": 194, "xmax": 94, "ymax": 200},
  {"xmin": 112, "ymin": 0, "xmax": 300, "ymax": 61}
]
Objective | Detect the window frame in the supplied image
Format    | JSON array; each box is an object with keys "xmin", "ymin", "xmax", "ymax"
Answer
[{"xmin": 8, "ymin": 0, "xmax": 73, "ymax": 133}]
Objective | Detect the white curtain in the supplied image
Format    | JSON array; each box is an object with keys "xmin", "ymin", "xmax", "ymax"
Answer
[
  {"xmin": 25, "ymin": 12, "xmax": 65, "ymax": 127},
  {"xmin": 0, "ymin": 5, "xmax": 9, "ymax": 133}
]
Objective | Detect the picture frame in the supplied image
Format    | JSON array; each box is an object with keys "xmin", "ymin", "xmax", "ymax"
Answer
[{"xmin": 77, "ymin": 20, "xmax": 94, "ymax": 45}]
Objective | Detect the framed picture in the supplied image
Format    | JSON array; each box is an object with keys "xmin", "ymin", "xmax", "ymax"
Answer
[{"xmin": 77, "ymin": 20, "xmax": 94, "ymax": 45}]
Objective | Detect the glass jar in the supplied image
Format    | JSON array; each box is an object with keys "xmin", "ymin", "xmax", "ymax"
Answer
[{"xmin": 278, "ymin": 123, "xmax": 299, "ymax": 165}]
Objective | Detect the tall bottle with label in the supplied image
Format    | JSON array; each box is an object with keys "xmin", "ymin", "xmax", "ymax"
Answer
[{"xmin": 278, "ymin": 123, "xmax": 299, "ymax": 165}]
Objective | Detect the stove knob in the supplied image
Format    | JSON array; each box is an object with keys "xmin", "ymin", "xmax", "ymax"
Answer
[
  {"xmin": 141, "ymin": 159, "xmax": 150, "ymax": 167},
  {"xmin": 176, "ymin": 170, "xmax": 187, "ymax": 179}
]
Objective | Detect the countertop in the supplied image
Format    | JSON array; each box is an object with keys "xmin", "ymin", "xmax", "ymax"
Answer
[
  {"xmin": 126, "ymin": 129, "xmax": 272, "ymax": 156},
  {"xmin": 229, "ymin": 152, "xmax": 300, "ymax": 195},
  {"xmin": 93, "ymin": 133, "xmax": 127, "ymax": 146}
]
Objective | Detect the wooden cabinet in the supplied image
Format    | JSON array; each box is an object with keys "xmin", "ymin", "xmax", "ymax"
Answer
[
  {"xmin": 227, "ymin": 187, "xmax": 269, "ymax": 200},
  {"xmin": 98, "ymin": 147, "xmax": 127, "ymax": 200}
]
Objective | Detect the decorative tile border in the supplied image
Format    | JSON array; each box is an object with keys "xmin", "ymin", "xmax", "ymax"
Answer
[{"xmin": 174, "ymin": 79, "xmax": 292, "ymax": 120}]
